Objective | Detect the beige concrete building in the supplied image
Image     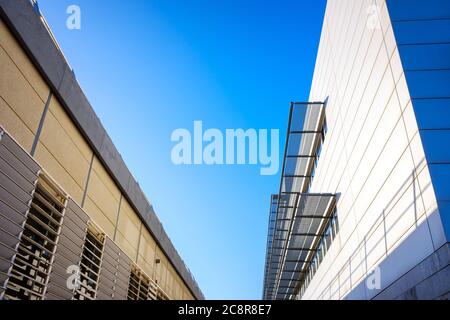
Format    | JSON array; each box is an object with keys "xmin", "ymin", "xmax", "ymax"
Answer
[{"xmin": 0, "ymin": 0, "xmax": 202, "ymax": 300}]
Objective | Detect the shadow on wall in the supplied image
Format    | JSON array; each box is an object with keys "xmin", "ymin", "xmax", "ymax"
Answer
[
  {"xmin": 342, "ymin": 157, "xmax": 447, "ymax": 299},
  {"xmin": 345, "ymin": 218, "xmax": 448, "ymax": 300},
  {"xmin": 307, "ymin": 157, "xmax": 448, "ymax": 300}
]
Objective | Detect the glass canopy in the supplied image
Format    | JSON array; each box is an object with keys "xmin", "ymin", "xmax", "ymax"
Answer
[{"xmin": 263, "ymin": 102, "xmax": 336, "ymax": 300}]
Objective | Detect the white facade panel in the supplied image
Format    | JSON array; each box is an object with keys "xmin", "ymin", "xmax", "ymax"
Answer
[{"xmin": 301, "ymin": 0, "xmax": 445, "ymax": 300}]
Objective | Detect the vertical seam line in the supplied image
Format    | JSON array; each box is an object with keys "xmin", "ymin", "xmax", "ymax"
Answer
[
  {"xmin": 31, "ymin": 91, "xmax": 52, "ymax": 156},
  {"xmin": 113, "ymin": 194, "xmax": 123, "ymax": 241},
  {"xmin": 81, "ymin": 152, "xmax": 94, "ymax": 208},
  {"xmin": 136, "ymin": 223, "xmax": 143, "ymax": 263}
]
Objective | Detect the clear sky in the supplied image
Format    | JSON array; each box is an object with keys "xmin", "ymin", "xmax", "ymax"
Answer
[{"xmin": 37, "ymin": 0, "xmax": 326, "ymax": 299}]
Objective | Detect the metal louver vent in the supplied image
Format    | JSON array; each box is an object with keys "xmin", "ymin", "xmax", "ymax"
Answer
[
  {"xmin": 127, "ymin": 265, "xmax": 157, "ymax": 300},
  {"xmin": 74, "ymin": 224, "xmax": 105, "ymax": 300},
  {"xmin": 4, "ymin": 175, "xmax": 67, "ymax": 300},
  {"xmin": 45, "ymin": 199, "xmax": 90, "ymax": 300},
  {"xmin": 157, "ymin": 289, "xmax": 170, "ymax": 301}
]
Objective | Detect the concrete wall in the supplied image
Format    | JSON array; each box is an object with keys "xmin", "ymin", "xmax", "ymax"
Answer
[
  {"xmin": 0, "ymin": 11, "xmax": 195, "ymax": 300},
  {"xmin": 0, "ymin": 19, "xmax": 47, "ymax": 152},
  {"xmin": 302, "ymin": 0, "xmax": 448, "ymax": 300}
]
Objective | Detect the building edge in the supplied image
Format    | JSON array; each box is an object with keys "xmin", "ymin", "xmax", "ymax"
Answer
[{"xmin": 0, "ymin": 0, "xmax": 204, "ymax": 300}]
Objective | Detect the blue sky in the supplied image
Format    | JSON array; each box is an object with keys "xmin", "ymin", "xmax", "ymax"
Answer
[{"xmin": 37, "ymin": 0, "xmax": 326, "ymax": 299}]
